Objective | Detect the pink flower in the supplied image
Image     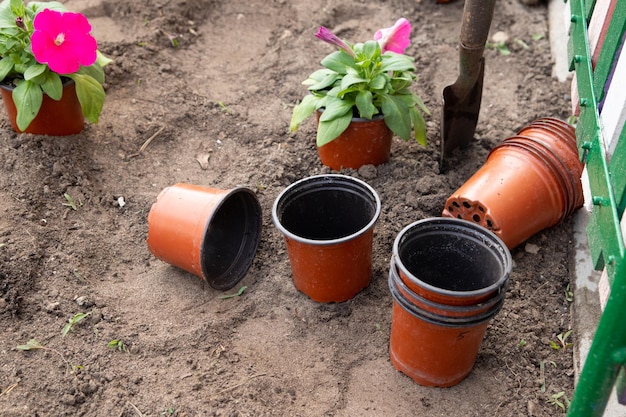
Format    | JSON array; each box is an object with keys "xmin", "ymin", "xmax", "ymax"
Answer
[
  {"xmin": 374, "ymin": 18, "xmax": 412, "ymax": 54},
  {"xmin": 31, "ymin": 9, "xmax": 97, "ymax": 74},
  {"xmin": 315, "ymin": 26, "xmax": 356, "ymax": 57}
]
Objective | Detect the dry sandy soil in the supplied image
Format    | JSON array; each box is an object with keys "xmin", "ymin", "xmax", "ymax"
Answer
[{"xmin": 0, "ymin": 0, "xmax": 579, "ymax": 415}]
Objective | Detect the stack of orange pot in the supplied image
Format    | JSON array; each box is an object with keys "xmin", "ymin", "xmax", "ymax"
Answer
[
  {"xmin": 442, "ymin": 117, "xmax": 584, "ymax": 249},
  {"xmin": 388, "ymin": 218, "xmax": 512, "ymax": 387}
]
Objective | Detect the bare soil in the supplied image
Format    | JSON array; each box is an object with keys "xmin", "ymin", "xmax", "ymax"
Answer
[{"xmin": 0, "ymin": 0, "xmax": 577, "ymax": 416}]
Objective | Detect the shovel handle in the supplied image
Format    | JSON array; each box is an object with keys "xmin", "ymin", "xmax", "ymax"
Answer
[
  {"xmin": 452, "ymin": 0, "xmax": 496, "ymax": 94},
  {"xmin": 460, "ymin": 0, "xmax": 497, "ymax": 50}
]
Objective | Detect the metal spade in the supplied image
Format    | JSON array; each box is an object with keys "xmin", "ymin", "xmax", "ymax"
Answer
[{"xmin": 441, "ymin": 0, "xmax": 496, "ymax": 162}]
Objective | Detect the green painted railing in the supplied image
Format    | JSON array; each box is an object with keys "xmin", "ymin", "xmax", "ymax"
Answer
[{"xmin": 567, "ymin": 0, "xmax": 626, "ymax": 415}]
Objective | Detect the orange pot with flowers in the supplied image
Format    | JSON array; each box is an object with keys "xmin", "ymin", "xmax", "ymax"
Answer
[
  {"xmin": 290, "ymin": 18, "xmax": 430, "ymax": 170},
  {"xmin": 0, "ymin": 0, "xmax": 111, "ymax": 135}
]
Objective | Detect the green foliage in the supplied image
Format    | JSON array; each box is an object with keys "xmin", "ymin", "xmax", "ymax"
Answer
[
  {"xmin": 487, "ymin": 41, "xmax": 511, "ymax": 56},
  {"xmin": 515, "ymin": 39, "xmax": 529, "ymax": 49},
  {"xmin": 290, "ymin": 40, "xmax": 429, "ymax": 147},
  {"xmin": 16, "ymin": 338, "xmax": 44, "ymax": 351},
  {"xmin": 565, "ymin": 284, "xmax": 574, "ymax": 302},
  {"xmin": 219, "ymin": 285, "xmax": 247, "ymax": 299},
  {"xmin": 62, "ymin": 311, "xmax": 92, "ymax": 337},
  {"xmin": 63, "ymin": 193, "xmax": 80, "ymax": 210},
  {"xmin": 549, "ymin": 330, "xmax": 573, "ymax": 352},
  {"xmin": 547, "ymin": 391, "xmax": 570, "ymax": 411},
  {"xmin": 0, "ymin": 0, "xmax": 111, "ymax": 130},
  {"xmin": 107, "ymin": 339, "xmax": 128, "ymax": 352}
]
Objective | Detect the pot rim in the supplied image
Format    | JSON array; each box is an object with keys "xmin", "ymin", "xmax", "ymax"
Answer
[
  {"xmin": 392, "ymin": 217, "xmax": 512, "ymax": 299},
  {"xmin": 0, "ymin": 77, "xmax": 75, "ymax": 92},
  {"xmin": 271, "ymin": 174, "xmax": 381, "ymax": 246},
  {"xmin": 389, "ymin": 258, "xmax": 507, "ymax": 312},
  {"xmin": 198, "ymin": 186, "xmax": 263, "ymax": 289},
  {"xmin": 389, "ymin": 264, "xmax": 506, "ymax": 327}
]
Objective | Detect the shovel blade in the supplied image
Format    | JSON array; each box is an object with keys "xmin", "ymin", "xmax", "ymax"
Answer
[{"xmin": 441, "ymin": 57, "xmax": 485, "ymax": 158}]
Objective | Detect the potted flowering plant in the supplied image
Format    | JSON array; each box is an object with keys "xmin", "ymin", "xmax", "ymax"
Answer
[
  {"xmin": 0, "ymin": 0, "xmax": 111, "ymax": 134},
  {"xmin": 290, "ymin": 18, "xmax": 429, "ymax": 169}
]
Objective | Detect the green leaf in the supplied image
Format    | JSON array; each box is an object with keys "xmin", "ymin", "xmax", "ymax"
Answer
[
  {"xmin": 370, "ymin": 74, "xmax": 388, "ymax": 90},
  {"xmin": 381, "ymin": 94, "xmax": 411, "ymax": 140},
  {"xmin": 63, "ymin": 193, "xmax": 78, "ymax": 210},
  {"xmin": 381, "ymin": 53, "xmax": 415, "ymax": 72},
  {"xmin": 219, "ymin": 286, "xmax": 248, "ymax": 299},
  {"xmin": 290, "ymin": 94, "xmax": 320, "ymax": 131},
  {"xmin": 77, "ymin": 62, "xmax": 106, "ymax": 85},
  {"xmin": 340, "ymin": 72, "xmax": 367, "ymax": 90},
  {"xmin": 317, "ymin": 110, "xmax": 352, "ymax": 147},
  {"xmin": 307, "ymin": 71, "xmax": 340, "ymax": 91},
  {"xmin": 62, "ymin": 311, "xmax": 91, "ymax": 337},
  {"xmin": 17, "ymin": 339, "xmax": 44, "ymax": 351},
  {"xmin": 304, "ymin": 68, "xmax": 336, "ymax": 84},
  {"xmin": 318, "ymin": 97, "xmax": 353, "ymax": 122},
  {"xmin": 320, "ymin": 51, "xmax": 356, "ymax": 74},
  {"xmin": 39, "ymin": 72, "xmax": 62, "ymax": 100},
  {"xmin": 355, "ymin": 90, "xmax": 377, "ymax": 119},
  {"xmin": 23, "ymin": 64, "xmax": 47, "ymax": 81},
  {"xmin": 95, "ymin": 50, "xmax": 113, "ymax": 68},
  {"xmin": 107, "ymin": 339, "xmax": 128, "ymax": 352},
  {"xmin": 67, "ymin": 73, "xmax": 106, "ymax": 124},
  {"xmin": 0, "ymin": 57, "xmax": 14, "ymax": 82},
  {"xmin": 360, "ymin": 41, "xmax": 381, "ymax": 60},
  {"xmin": 409, "ymin": 106, "xmax": 427, "ymax": 146},
  {"xmin": 13, "ymin": 79, "xmax": 43, "ymax": 131},
  {"xmin": 28, "ymin": 1, "xmax": 66, "ymax": 13},
  {"xmin": 0, "ymin": 2, "xmax": 16, "ymax": 30},
  {"xmin": 413, "ymin": 92, "xmax": 430, "ymax": 115}
]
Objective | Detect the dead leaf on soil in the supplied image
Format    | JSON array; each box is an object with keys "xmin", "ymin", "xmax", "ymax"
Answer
[{"xmin": 196, "ymin": 151, "xmax": 212, "ymax": 170}]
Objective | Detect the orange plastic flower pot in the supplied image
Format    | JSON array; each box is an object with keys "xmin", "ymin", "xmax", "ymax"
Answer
[
  {"xmin": 388, "ymin": 298, "xmax": 495, "ymax": 387},
  {"xmin": 392, "ymin": 218, "xmax": 511, "ymax": 306},
  {"xmin": 272, "ymin": 175, "xmax": 381, "ymax": 302},
  {"xmin": 147, "ymin": 183, "xmax": 262, "ymax": 290},
  {"xmin": 442, "ymin": 119, "xmax": 583, "ymax": 249},
  {"xmin": 316, "ymin": 111, "xmax": 393, "ymax": 170},
  {"xmin": 0, "ymin": 80, "xmax": 85, "ymax": 136}
]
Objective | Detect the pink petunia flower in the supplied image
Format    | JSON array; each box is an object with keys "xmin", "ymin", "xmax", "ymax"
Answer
[
  {"xmin": 31, "ymin": 9, "xmax": 97, "ymax": 74},
  {"xmin": 315, "ymin": 26, "xmax": 356, "ymax": 57},
  {"xmin": 374, "ymin": 18, "xmax": 412, "ymax": 54}
]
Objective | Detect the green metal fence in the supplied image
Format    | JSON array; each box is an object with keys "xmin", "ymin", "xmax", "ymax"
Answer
[{"xmin": 567, "ymin": 0, "xmax": 626, "ymax": 415}]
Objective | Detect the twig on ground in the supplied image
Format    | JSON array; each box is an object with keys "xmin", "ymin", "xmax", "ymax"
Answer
[
  {"xmin": 0, "ymin": 382, "xmax": 18, "ymax": 398},
  {"xmin": 127, "ymin": 401, "xmax": 145, "ymax": 417},
  {"xmin": 128, "ymin": 126, "xmax": 165, "ymax": 158},
  {"xmin": 214, "ymin": 373, "xmax": 267, "ymax": 396},
  {"xmin": 532, "ymin": 281, "xmax": 549, "ymax": 297}
]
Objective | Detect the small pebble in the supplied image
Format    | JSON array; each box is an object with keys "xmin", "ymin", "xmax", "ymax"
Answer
[
  {"xmin": 492, "ymin": 31, "xmax": 509, "ymax": 44},
  {"xmin": 357, "ymin": 164, "xmax": 377, "ymax": 179},
  {"xmin": 60, "ymin": 393, "xmax": 76, "ymax": 406},
  {"xmin": 524, "ymin": 243, "xmax": 540, "ymax": 254}
]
